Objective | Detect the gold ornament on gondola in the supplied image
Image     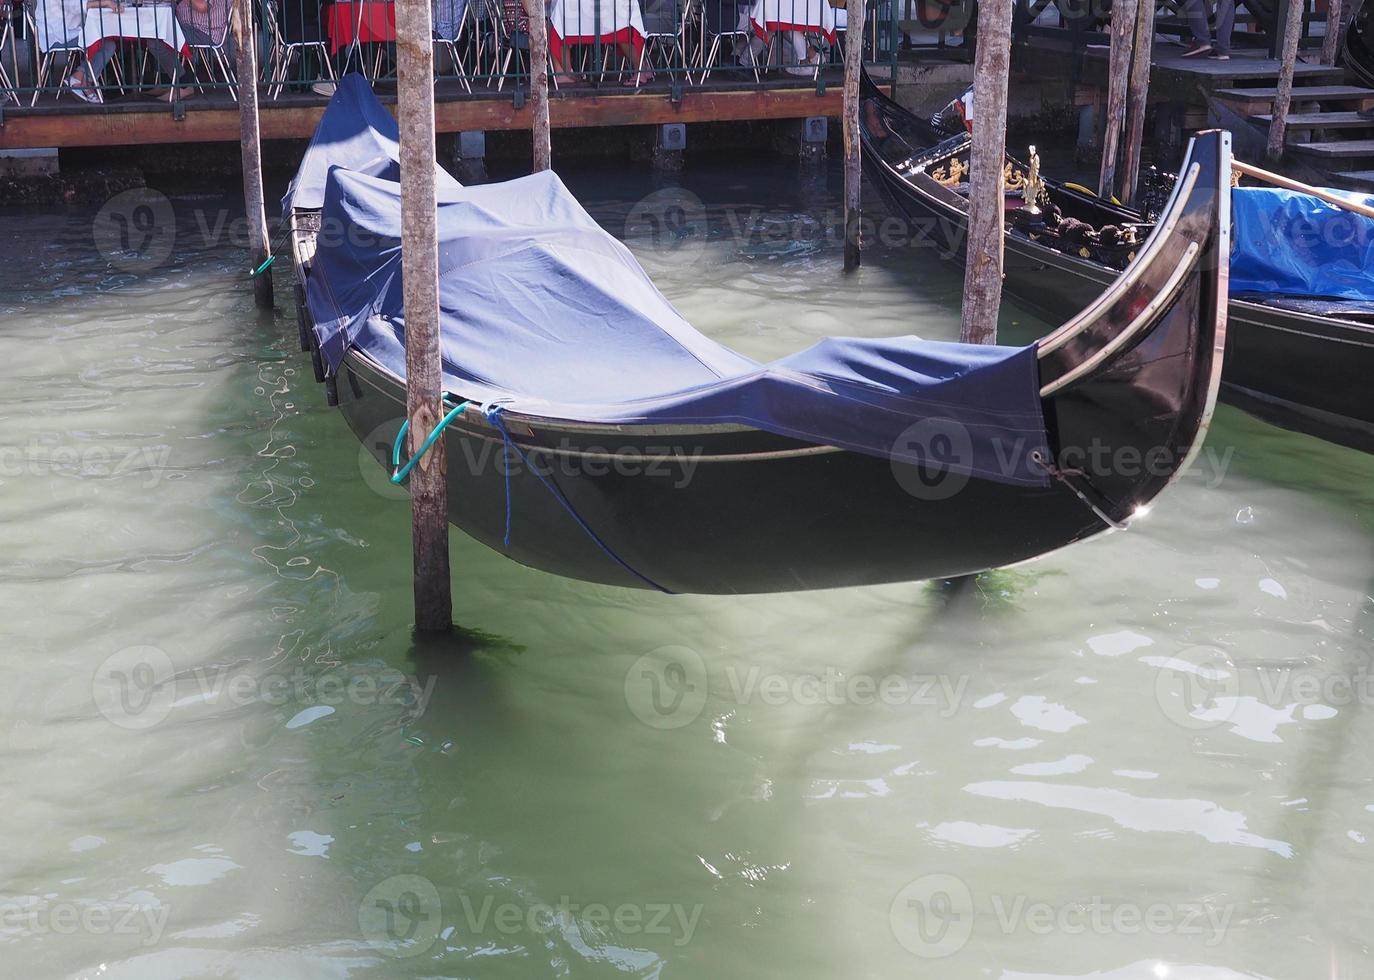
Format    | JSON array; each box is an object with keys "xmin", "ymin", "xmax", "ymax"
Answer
[
  {"xmin": 1003, "ymin": 162, "xmax": 1026, "ymax": 192},
  {"xmin": 1021, "ymin": 145, "xmax": 1047, "ymax": 212},
  {"xmin": 930, "ymin": 157, "xmax": 968, "ymax": 187}
]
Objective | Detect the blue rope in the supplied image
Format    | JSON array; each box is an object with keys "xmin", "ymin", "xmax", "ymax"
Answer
[
  {"xmin": 483, "ymin": 404, "xmax": 673, "ymax": 594},
  {"xmin": 390, "ymin": 398, "xmax": 471, "ymax": 484}
]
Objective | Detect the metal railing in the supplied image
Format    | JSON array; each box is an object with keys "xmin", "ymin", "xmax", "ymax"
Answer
[{"xmin": 0, "ymin": 0, "xmax": 898, "ymax": 111}]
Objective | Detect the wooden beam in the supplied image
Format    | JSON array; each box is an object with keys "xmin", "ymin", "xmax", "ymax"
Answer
[
  {"xmin": 1321, "ymin": 0, "xmax": 1343, "ymax": 66},
  {"xmin": 842, "ymin": 0, "xmax": 865, "ymax": 272},
  {"xmin": 0, "ymin": 88, "xmax": 854, "ymax": 149},
  {"xmin": 1120, "ymin": 0, "xmax": 1155, "ymax": 206},
  {"xmin": 960, "ymin": 0, "xmax": 1012, "ymax": 346},
  {"xmin": 234, "ymin": 0, "xmax": 273, "ymax": 309},
  {"xmin": 1268, "ymin": 0, "xmax": 1306, "ymax": 161},
  {"xmin": 395, "ymin": 0, "xmax": 453, "ymax": 632},
  {"xmin": 529, "ymin": 0, "xmax": 552, "ymax": 171},
  {"xmin": 1098, "ymin": 0, "xmax": 1138, "ymax": 199}
]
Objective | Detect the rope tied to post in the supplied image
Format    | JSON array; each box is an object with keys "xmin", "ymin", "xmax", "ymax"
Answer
[{"xmin": 390, "ymin": 398, "xmax": 472, "ymax": 484}]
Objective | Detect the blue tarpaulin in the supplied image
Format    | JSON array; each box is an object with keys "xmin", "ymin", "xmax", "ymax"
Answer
[
  {"xmin": 300, "ymin": 81, "xmax": 1050, "ymax": 487},
  {"xmin": 281, "ymin": 73, "xmax": 462, "ymax": 214},
  {"xmin": 1231, "ymin": 186, "xmax": 1374, "ymax": 302}
]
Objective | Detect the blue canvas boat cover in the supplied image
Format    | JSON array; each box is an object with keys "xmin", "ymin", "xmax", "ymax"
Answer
[
  {"xmin": 300, "ymin": 90, "xmax": 1049, "ymax": 487},
  {"xmin": 1231, "ymin": 186, "xmax": 1374, "ymax": 302},
  {"xmin": 281, "ymin": 73, "xmax": 463, "ymax": 214}
]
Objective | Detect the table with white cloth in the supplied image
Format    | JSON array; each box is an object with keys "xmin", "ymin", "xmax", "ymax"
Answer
[
  {"xmin": 748, "ymin": 0, "xmax": 837, "ymax": 42},
  {"xmin": 80, "ymin": 4, "xmax": 190, "ymax": 66},
  {"xmin": 546, "ymin": 0, "xmax": 646, "ymax": 63}
]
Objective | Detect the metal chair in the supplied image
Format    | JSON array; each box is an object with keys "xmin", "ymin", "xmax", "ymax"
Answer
[
  {"xmin": 186, "ymin": 21, "xmax": 239, "ymax": 100},
  {"xmin": 637, "ymin": 0, "xmax": 701, "ymax": 81},
  {"xmin": 0, "ymin": 0, "xmax": 21, "ymax": 105},
  {"xmin": 432, "ymin": 0, "xmax": 475, "ymax": 92},
  {"xmin": 700, "ymin": 4, "xmax": 759, "ymax": 82},
  {"xmin": 264, "ymin": 0, "xmax": 336, "ymax": 98}
]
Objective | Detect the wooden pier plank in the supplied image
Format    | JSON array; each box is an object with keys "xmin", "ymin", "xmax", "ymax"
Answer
[{"xmin": 0, "ymin": 86, "xmax": 855, "ymax": 150}]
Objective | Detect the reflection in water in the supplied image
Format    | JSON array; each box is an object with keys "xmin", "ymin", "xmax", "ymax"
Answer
[{"xmin": 0, "ymin": 160, "xmax": 1372, "ymax": 978}]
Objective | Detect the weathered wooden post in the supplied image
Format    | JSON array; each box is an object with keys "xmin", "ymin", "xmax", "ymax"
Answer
[
  {"xmin": 1098, "ymin": 0, "xmax": 1138, "ymax": 199},
  {"xmin": 235, "ymin": 0, "xmax": 273, "ymax": 309},
  {"xmin": 529, "ymin": 0, "xmax": 552, "ymax": 171},
  {"xmin": 1121, "ymin": 0, "xmax": 1155, "ymax": 206},
  {"xmin": 842, "ymin": 0, "xmax": 867, "ymax": 272},
  {"xmin": 959, "ymin": 0, "xmax": 1012, "ymax": 344},
  {"xmin": 395, "ymin": 0, "xmax": 453, "ymax": 632},
  {"xmin": 1321, "ymin": 0, "xmax": 1343, "ymax": 65},
  {"xmin": 1267, "ymin": 0, "xmax": 1306, "ymax": 161}
]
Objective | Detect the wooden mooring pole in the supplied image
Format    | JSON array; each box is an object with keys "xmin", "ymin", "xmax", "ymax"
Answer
[
  {"xmin": 1098, "ymin": 0, "xmax": 1138, "ymax": 200},
  {"xmin": 959, "ymin": 0, "xmax": 1012, "ymax": 344},
  {"xmin": 395, "ymin": 0, "xmax": 453, "ymax": 632},
  {"xmin": 1121, "ymin": 0, "xmax": 1155, "ymax": 206},
  {"xmin": 235, "ymin": 0, "xmax": 273, "ymax": 310},
  {"xmin": 842, "ymin": 0, "xmax": 866, "ymax": 272},
  {"xmin": 1267, "ymin": 0, "xmax": 1306, "ymax": 161},
  {"xmin": 1321, "ymin": 0, "xmax": 1344, "ymax": 66},
  {"xmin": 529, "ymin": 0, "xmax": 552, "ymax": 171}
]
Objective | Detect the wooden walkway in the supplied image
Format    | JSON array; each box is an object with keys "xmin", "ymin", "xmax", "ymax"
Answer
[{"xmin": 0, "ymin": 76, "xmax": 856, "ymax": 150}]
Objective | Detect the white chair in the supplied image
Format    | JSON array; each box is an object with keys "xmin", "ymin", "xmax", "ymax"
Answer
[
  {"xmin": 637, "ymin": 0, "xmax": 700, "ymax": 81},
  {"xmin": 264, "ymin": 0, "xmax": 336, "ymax": 98},
  {"xmin": 700, "ymin": 10, "xmax": 759, "ymax": 83},
  {"xmin": 0, "ymin": 0, "xmax": 21, "ymax": 104},
  {"xmin": 187, "ymin": 22, "xmax": 238, "ymax": 100},
  {"xmin": 432, "ymin": 0, "xmax": 476, "ymax": 93}
]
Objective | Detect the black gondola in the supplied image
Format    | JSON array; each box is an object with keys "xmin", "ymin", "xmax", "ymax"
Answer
[
  {"xmin": 286, "ymin": 77, "xmax": 1228, "ymax": 596},
  {"xmin": 1346, "ymin": 0, "xmax": 1374, "ymax": 89},
  {"xmin": 861, "ymin": 71, "xmax": 1374, "ymax": 453}
]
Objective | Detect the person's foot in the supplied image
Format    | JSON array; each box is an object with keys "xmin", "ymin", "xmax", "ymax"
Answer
[
  {"xmin": 65, "ymin": 75, "xmax": 103, "ymax": 104},
  {"xmin": 311, "ymin": 81, "xmax": 337, "ymax": 96},
  {"xmin": 621, "ymin": 70, "xmax": 654, "ymax": 87},
  {"xmin": 1180, "ymin": 41, "xmax": 1212, "ymax": 57},
  {"xmin": 1208, "ymin": 51, "xmax": 1230, "ymax": 60},
  {"xmin": 157, "ymin": 87, "xmax": 195, "ymax": 102},
  {"xmin": 785, "ymin": 52, "xmax": 821, "ymax": 76}
]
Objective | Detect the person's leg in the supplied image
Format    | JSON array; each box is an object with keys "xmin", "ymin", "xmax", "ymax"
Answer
[
  {"xmin": 147, "ymin": 40, "xmax": 188, "ymax": 85},
  {"xmin": 1181, "ymin": 0, "xmax": 1211, "ymax": 49},
  {"xmin": 1213, "ymin": 0, "xmax": 1235, "ymax": 55},
  {"xmin": 83, "ymin": 41, "xmax": 117, "ymax": 86}
]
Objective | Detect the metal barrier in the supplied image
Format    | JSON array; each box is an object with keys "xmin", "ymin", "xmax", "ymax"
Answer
[{"xmin": 0, "ymin": 0, "xmax": 899, "ymax": 110}]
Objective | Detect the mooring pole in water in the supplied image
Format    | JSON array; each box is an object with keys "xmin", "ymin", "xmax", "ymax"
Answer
[
  {"xmin": 1321, "ymin": 0, "xmax": 1344, "ymax": 65},
  {"xmin": 1097, "ymin": 0, "xmax": 1137, "ymax": 200},
  {"xmin": 1120, "ymin": 0, "xmax": 1155, "ymax": 207},
  {"xmin": 841, "ymin": 0, "xmax": 866, "ymax": 272},
  {"xmin": 529, "ymin": 0, "xmax": 552, "ymax": 172},
  {"xmin": 395, "ymin": 0, "xmax": 453, "ymax": 632},
  {"xmin": 959, "ymin": 0, "xmax": 1012, "ymax": 345},
  {"xmin": 1268, "ymin": 0, "xmax": 1305, "ymax": 161},
  {"xmin": 234, "ymin": 0, "xmax": 273, "ymax": 310}
]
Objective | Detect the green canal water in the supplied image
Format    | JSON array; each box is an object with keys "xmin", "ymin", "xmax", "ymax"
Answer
[{"xmin": 2, "ymin": 161, "xmax": 1374, "ymax": 979}]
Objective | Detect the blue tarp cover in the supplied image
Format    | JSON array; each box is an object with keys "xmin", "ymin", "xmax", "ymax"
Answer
[
  {"xmin": 281, "ymin": 73, "xmax": 463, "ymax": 214},
  {"xmin": 1231, "ymin": 186, "xmax": 1374, "ymax": 302},
  {"xmin": 301, "ymin": 82, "xmax": 1050, "ymax": 486}
]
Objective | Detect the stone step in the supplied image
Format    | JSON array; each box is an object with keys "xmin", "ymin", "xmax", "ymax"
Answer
[
  {"xmin": 1287, "ymin": 140, "xmax": 1374, "ymax": 158},
  {"xmin": 1331, "ymin": 170, "xmax": 1374, "ymax": 191},
  {"xmin": 1214, "ymin": 85, "xmax": 1374, "ymax": 114},
  {"xmin": 1252, "ymin": 111, "xmax": 1374, "ymax": 131}
]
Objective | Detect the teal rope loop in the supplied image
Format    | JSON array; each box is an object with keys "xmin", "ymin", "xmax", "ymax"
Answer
[
  {"xmin": 250, "ymin": 254, "xmax": 277, "ymax": 277},
  {"xmin": 390, "ymin": 398, "xmax": 471, "ymax": 484}
]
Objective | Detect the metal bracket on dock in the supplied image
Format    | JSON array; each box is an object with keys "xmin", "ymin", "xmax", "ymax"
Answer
[
  {"xmin": 670, "ymin": 78, "xmax": 683, "ymax": 104},
  {"xmin": 172, "ymin": 99, "xmax": 186, "ymax": 122},
  {"xmin": 512, "ymin": 85, "xmax": 525, "ymax": 110},
  {"xmin": 815, "ymin": 77, "xmax": 825, "ymax": 98}
]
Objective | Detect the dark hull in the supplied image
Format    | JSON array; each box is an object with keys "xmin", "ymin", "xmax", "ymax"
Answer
[
  {"xmin": 291, "ymin": 131, "xmax": 1229, "ymax": 594},
  {"xmin": 861, "ymin": 73, "xmax": 1374, "ymax": 453},
  {"xmin": 1346, "ymin": 0, "xmax": 1374, "ymax": 90}
]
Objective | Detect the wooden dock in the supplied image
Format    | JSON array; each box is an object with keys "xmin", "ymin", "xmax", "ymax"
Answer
[
  {"xmin": 0, "ymin": 78, "xmax": 852, "ymax": 151},
  {"xmin": 1015, "ymin": 38, "xmax": 1374, "ymax": 190}
]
